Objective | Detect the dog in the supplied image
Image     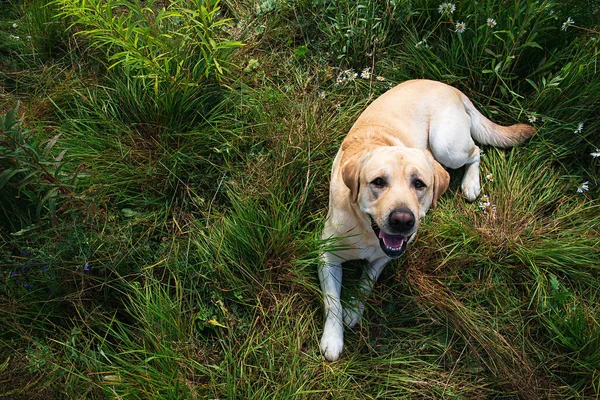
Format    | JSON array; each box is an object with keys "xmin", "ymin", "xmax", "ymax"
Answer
[{"xmin": 318, "ymin": 79, "xmax": 534, "ymax": 361}]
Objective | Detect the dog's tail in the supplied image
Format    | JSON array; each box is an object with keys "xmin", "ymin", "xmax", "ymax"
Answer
[{"xmin": 461, "ymin": 93, "xmax": 535, "ymax": 148}]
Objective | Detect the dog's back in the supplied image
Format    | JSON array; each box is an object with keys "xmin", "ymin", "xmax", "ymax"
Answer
[{"xmin": 347, "ymin": 79, "xmax": 535, "ymax": 151}]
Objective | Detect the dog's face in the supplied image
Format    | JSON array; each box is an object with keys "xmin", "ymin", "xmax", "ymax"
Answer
[{"xmin": 342, "ymin": 146, "xmax": 450, "ymax": 258}]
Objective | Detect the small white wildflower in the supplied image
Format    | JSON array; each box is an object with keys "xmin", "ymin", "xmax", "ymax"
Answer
[
  {"xmin": 574, "ymin": 122, "xmax": 584, "ymax": 133},
  {"xmin": 590, "ymin": 149, "xmax": 600, "ymax": 158},
  {"xmin": 485, "ymin": 173, "xmax": 494, "ymax": 182},
  {"xmin": 366, "ymin": 52, "xmax": 373, "ymax": 57},
  {"xmin": 376, "ymin": 76, "xmax": 386, "ymax": 81},
  {"xmin": 577, "ymin": 181, "xmax": 589, "ymax": 193},
  {"xmin": 478, "ymin": 195, "xmax": 491, "ymax": 209},
  {"xmin": 455, "ymin": 21, "xmax": 467, "ymax": 33},
  {"xmin": 336, "ymin": 69, "xmax": 357, "ymax": 85},
  {"xmin": 478, "ymin": 194, "xmax": 495, "ymax": 216},
  {"xmin": 561, "ymin": 17, "xmax": 574, "ymax": 31},
  {"xmin": 12, "ymin": 23, "xmax": 18, "ymax": 28},
  {"xmin": 487, "ymin": 18, "xmax": 497, "ymax": 28},
  {"xmin": 360, "ymin": 67, "xmax": 371, "ymax": 79},
  {"xmin": 528, "ymin": 115, "xmax": 537, "ymax": 123},
  {"xmin": 9, "ymin": 34, "xmax": 19, "ymax": 40},
  {"xmin": 438, "ymin": 2, "xmax": 456, "ymax": 15},
  {"xmin": 317, "ymin": 90, "xmax": 326, "ymax": 100},
  {"xmin": 416, "ymin": 39, "xmax": 429, "ymax": 48},
  {"xmin": 333, "ymin": 104, "xmax": 342, "ymax": 113}
]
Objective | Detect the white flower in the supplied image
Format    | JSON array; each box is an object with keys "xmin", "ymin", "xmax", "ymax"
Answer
[
  {"xmin": 12, "ymin": 23, "xmax": 18, "ymax": 28},
  {"xmin": 416, "ymin": 39, "xmax": 429, "ymax": 48},
  {"xmin": 376, "ymin": 75, "xmax": 386, "ymax": 81},
  {"xmin": 574, "ymin": 122, "xmax": 584, "ymax": 133},
  {"xmin": 561, "ymin": 17, "xmax": 574, "ymax": 31},
  {"xmin": 478, "ymin": 195, "xmax": 491, "ymax": 209},
  {"xmin": 360, "ymin": 67, "xmax": 371, "ymax": 79},
  {"xmin": 577, "ymin": 181, "xmax": 589, "ymax": 193},
  {"xmin": 455, "ymin": 21, "xmax": 467, "ymax": 33},
  {"xmin": 366, "ymin": 52, "xmax": 373, "ymax": 57},
  {"xmin": 333, "ymin": 104, "xmax": 342, "ymax": 112},
  {"xmin": 591, "ymin": 149, "xmax": 600, "ymax": 158},
  {"xmin": 9, "ymin": 34, "xmax": 19, "ymax": 40},
  {"xmin": 317, "ymin": 90, "xmax": 326, "ymax": 100},
  {"xmin": 528, "ymin": 115, "xmax": 537, "ymax": 123},
  {"xmin": 485, "ymin": 174, "xmax": 494, "ymax": 182},
  {"xmin": 487, "ymin": 18, "xmax": 497, "ymax": 28},
  {"xmin": 478, "ymin": 194, "xmax": 495, "ymax": 216},
  {"xmin": 336, "ymin": 69, "xmax": 357, "ymax": 85},
  {"xmin": 438, "ymin": 2, "xmax": 456, "ymax": 15}
]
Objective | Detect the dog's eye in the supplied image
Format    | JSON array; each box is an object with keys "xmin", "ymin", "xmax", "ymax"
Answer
[
  {"xmin": 371, "ymin": 177, "xmax": 387, "ymax": 188},
  {"xmin": 413, "ymin": 179, "xmax": 427, "ymax": 189}
]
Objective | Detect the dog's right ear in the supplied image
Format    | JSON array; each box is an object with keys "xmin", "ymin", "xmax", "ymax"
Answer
[
  {"xmin": 431, "ymin": 158, "xmax": 450, "ymax": 208},
  {"xmin": 341, "ymin": 155, "xmax": 361, "ymax": 203}
]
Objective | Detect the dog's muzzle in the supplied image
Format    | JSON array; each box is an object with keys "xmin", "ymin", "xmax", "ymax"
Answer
[{"xmin": 369, "ymin": 216, "xmax": 411, "ymax": 258}]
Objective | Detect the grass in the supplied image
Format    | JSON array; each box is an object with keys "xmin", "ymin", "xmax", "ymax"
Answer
[{"xmin": 1, "ymin": 0, "xmax": 599, "ymax": 398}]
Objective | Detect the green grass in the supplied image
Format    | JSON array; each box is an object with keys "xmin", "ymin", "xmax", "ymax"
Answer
[{"xmin": 1, "ymin": 0, "xmax": 599, "ymax": 398}]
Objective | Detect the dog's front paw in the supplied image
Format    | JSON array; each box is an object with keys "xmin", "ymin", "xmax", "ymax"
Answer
[
  {"xmin": 320, "ymin": 322, "xmax": 344, "ymax": 361},
  {"xmin": 461, "ymin": 179, "xmax": 481, "ymax": 202},
  {"xmin": 343, "ymin": 301, "xmax": 365, "ymax": 328}
]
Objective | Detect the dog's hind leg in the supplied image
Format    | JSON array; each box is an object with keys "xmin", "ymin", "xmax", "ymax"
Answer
[
  {"xmin": 429, "ymin": 110, "xmax": 482, "ymax": 202},
  {"xmin": 460, "ymin": 145, "xmax": 481, "ymax": 202},
  {"xmin": 343, "ymin": 257, "xmax": 390, "ymax": 328},
  {"xmin": 319, "ymin": 252, "xmax": 345, "ymax": 361}
]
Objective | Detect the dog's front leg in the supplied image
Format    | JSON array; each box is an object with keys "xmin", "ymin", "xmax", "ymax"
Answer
[
  {"xmin": 343, "ymin": 257, "xmax": 390, "ymax": 327},
  {"xmin": 318, "ymin": 252, "xmax": 344, "ymax": 361}
]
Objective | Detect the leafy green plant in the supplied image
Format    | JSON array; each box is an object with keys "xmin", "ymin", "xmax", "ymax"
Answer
[
  {"xmin": 53, "ymin": 0, "xmax": 243, "ymax": 130},
  {"xmin": 0, "ymin": 102, "xmax": 76, "ymax": 225},
  {"xmin": 56, "ymin": 0, "xmax": 243, "ymax": 86}
]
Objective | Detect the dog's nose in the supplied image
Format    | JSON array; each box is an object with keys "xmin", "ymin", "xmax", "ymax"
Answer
[{"xmin": 388, "ymin": 209, "xmax": 415, "ymax": 233}]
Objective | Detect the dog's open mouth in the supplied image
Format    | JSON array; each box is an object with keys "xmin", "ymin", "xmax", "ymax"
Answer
[{"xmin": 369, "ymin": 217, "xmax": 410, "ymax": 258}]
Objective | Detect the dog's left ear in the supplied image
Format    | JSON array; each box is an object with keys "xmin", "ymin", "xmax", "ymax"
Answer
[{"xmin": 429, "ymin": 153, "xmax": 450, "ymax": 208}]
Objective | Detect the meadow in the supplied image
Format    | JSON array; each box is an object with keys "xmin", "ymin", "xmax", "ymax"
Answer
[{"xmin": 1, "ymin": 0, "xmax": 599, "ymax": 398}]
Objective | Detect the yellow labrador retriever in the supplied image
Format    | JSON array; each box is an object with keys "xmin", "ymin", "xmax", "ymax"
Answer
[{"xmin": 319, "ymin": 79, "xmax": 534, "ymax": 361}]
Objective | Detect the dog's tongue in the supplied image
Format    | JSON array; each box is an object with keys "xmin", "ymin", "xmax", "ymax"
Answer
[{"xmin": 378, "ymin": 231, "xmax": 406, "ymax": 248}]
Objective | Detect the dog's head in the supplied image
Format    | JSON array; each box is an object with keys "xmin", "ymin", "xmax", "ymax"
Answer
[{"xmin": 342, "ymin": 146, "xmax": 450, "ymax": 258}]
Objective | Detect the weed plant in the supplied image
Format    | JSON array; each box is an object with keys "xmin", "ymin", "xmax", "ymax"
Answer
[{"xmin": 1, "ymin": 0, "xmax": 599, "ymax": 398}]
